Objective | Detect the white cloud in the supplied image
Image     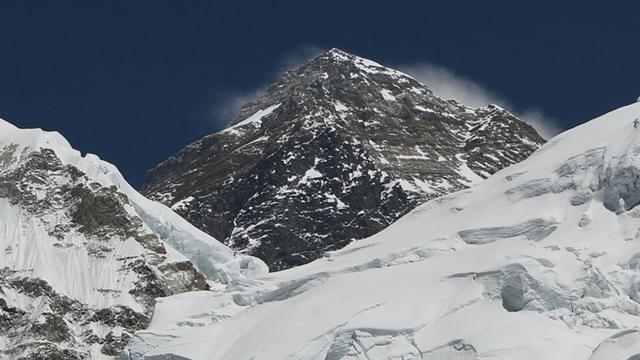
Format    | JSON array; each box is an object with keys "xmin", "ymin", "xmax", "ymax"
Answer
[
  {"xmin": 398, "ymin": 63, "xmax": 562, "ymax": 139},
  {"xmin": 208, "ymin": 87, "xmax": 267, "ymax": 128},
  {"xmin": 517, "ymin": 109, "xmax": 562, "ymax": 140},
  {"xmin": 208, "ymin": 45, "xmax": 326, "ymax": 128}
]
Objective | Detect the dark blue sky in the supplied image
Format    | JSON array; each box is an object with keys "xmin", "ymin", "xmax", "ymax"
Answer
[{"xmin": 1, "ymin": 1, "xmax": 638, "ymax": 188}]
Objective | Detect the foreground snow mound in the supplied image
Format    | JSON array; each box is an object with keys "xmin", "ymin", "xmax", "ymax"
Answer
[
  {"xmin": 127, "ymin": 101, "xmax": 640, "ymax": 359},
  {"xmin": 0, "ymin": 119, "xmax": 266, "ymax": 358}
]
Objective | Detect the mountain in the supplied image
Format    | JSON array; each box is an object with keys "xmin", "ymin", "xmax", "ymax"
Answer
[
  {"xmin": 143, "ymin": 48, "xmax": 545, "ymax": 270},
  {"xmin": 0, "ymin": 119, "xmax": 266, "ymax": 359},
  {"xmin": 128, "ymin": 101, "xmax": 640, "ymax": 359}
]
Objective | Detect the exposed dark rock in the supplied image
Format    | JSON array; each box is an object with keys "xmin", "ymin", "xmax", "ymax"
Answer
[
  {"xmin": 29, "ymin": 313, "xmax": 72, "ymax": 343},
  {"xmin": 101, "ymin": 332, "xmax": 132, "ymax": 356},
  {"xmin": 10, "ymin": 277, "xmax": 55, "ymax": 298},
  {"xmin": 0, "ymin": 269, "xmax": 153, "ymax": 359},
  {"xmin": 134, "ymin": 233, "xmax": 167, "ymax": 254},
  {"xmin": 158, "ymin": 261, "xmax": 210, "ymax": 293},
  {"xmin": 90, "ymin": 306, "xmax": 150, "ymax": 330},
  {"xmin": 70, "ymin": 184, "xmax": 134, "ymax": 236},
  {"xmin": 16, "ymin": 344, "xmax": 87, "ymax": 360},
  {"xmin": 0, "ymin": 297, "xmax": 26, "ymax": 332}
]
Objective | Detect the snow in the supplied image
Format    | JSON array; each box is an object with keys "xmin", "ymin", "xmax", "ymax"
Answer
[
  {"xmin": 380, "ymin": 89, "xmax": 396, "ymax": 102},
  {"xmin": 0, "ymin": 118, "xmax": 267, "ymax": 284},
  {"xmin": 1, "ymin": 115, "xmax": 271, "ymax": 358},
  {"xmin": 170, "ymin": 196, "xmax": 194, "ymax": 211},
  {"xmin": 298, "ymin": 158, "xmax": 323, "ymax": 185},
  {"xmin": 327, "ymin": 48, "xmax": 413, "ymax": 79},
  {"xmin": 222, "ymin": 103, "xmax": 281, "ymax": 135},
  {"xmin": 0, "ymin": 118, "xmax": 72, "ymax": 152},
  {"xmin": 302, "ymin": 168, "xmax": 322, "ymax": 180},
  {"xmin": 325, "ymin": 193, "xmax": 348, "ymax": 209},
  {"xmin": 127, "ymin": 102, "xmax": 640, "ymax": 359},
  {"xmin": 333, "ymin": 101, "xmax": 349, "ymax": 112},
  {"xmin": 455, "ymin": 153, "xmax": 485, "ymax": 185}
]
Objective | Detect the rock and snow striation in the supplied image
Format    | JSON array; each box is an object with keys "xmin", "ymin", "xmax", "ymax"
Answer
[
  {"xmin": 143, "ymin": 48, "xmax": 545, "ymax": 270},
  {"xmin": 128, "ymin": 101, "xmax": 640, "ymax": 359},
  {"xmin": 0, "ymin": 119, "xmax": 266, "ymax": 359}
]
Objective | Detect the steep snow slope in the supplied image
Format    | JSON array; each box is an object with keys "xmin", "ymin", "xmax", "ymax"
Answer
[
  {"xmin": 127, "ymin": 102, "xmax": 640, "ymax": 359},
  {"xmin": 144, "ymin": 48, "xmax": 544, "ymax": 270},
  {"xmin": 0, "ymin": 119, "xmax": 265, "ymax": 281},
  {"xmin": 0, "ymin": 119, "xmax": 266, "ymax": 358}
]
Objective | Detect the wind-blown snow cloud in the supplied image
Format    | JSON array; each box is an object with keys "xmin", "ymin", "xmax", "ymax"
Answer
[
  {"xmin": 209, "ymin": 87, "xmax": 267, "ymax": 128},
  {"xmin": 399, "ymin": 63, "xmax": 562, "ymax": 139},
  {"xmin": 208, "ymin": 45, "xmax": 326, "ymax": 128}
]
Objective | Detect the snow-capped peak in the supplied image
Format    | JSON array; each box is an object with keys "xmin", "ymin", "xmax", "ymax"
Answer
[{"xmin": 0, "ymin": 117, "xmax": 266, "ymax": 358}]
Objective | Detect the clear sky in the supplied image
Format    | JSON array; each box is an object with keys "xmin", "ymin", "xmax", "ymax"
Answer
[{"xmin": 0, "ymin": 1, "xmax": 638, "ymax": 188}]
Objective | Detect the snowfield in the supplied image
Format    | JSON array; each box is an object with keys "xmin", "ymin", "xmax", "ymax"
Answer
[{"xmin": 125, "ymin": 101, "xmax": 640, "ymax": 359}]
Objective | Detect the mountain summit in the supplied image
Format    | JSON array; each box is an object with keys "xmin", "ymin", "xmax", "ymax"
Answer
[{"xmin": 143, "ymin": 48, "xmax": 545, "ymax": 270}]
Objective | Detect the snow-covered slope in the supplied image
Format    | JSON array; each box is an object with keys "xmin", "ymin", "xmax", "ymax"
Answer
[
  {"xmin": 127, "ymin": 102, "xmax": 640, "ymax": 359},
  {"xmin": 0, "ymin": 119, "xmax": 266, "ymax": 358}
]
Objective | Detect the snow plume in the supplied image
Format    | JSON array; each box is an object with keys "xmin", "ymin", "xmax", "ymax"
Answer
[
  {"xmin": 209, "ymin": 86, "xmax": 268, "ymax": 129},
  {"xmin": 399, "ymin": 62, "xmax": 562, "ymax": 139},
  {"xmin": 208, "ymin": 45, "xmax": 326, "ymax": 129}
]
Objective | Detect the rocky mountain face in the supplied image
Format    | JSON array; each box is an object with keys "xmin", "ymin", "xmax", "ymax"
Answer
[
  {"xmin": 0, "ymin": 120, "xmax": 264, "ymax": 359},
  {"xmin": 144, "ymin": 48, "xmax": 545, "ymax": 271}
]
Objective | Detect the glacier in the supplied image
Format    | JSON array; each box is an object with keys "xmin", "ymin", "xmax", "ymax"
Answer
[{"xmin": 125, "ymin": 100, "xmax": 640, "ymax": 359}]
